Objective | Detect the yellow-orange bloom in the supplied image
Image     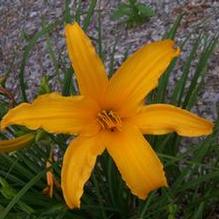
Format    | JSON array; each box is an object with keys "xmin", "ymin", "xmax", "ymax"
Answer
[{"xmin": 1, "ymin": 22, "xmax": 213, "ymax": 208}]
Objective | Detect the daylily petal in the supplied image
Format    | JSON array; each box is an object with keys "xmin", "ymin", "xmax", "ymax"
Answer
[
  {"xmin": 104, "ymin": 40, "xmax": 180, "ymax": 116},
  {"xmin": 1, "ymin": 93, "xmax": 100, "ymax": 135},
  {"xmin": 61, "ymin": 136, "xmax": 104, "ymax": 208},
  {"xmin": 131, "ymin": 104, "xmax": 213, "ymax": 136},
  {"xmin": 105, "ymin": 124, "xmax": 167, "ymax": 199},
  {"xmin": 65, "ymin": 22, "xmax": 108, "ymax": 103},
  {"xmin": 0, "ymin": 133, "xmax": 34, "ymax": 153}
]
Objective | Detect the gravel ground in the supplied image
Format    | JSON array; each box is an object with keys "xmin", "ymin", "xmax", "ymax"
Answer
[{"xmin": 0, "ymin": 0, "xmax": 219, "ymax": 121}]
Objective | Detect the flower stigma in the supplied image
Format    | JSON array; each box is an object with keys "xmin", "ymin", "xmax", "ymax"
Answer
[{"xmin": 97, "ymin": 110, "xmax": 122, "ymax": 132}]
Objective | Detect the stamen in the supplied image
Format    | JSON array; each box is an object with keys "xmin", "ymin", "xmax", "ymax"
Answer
[
  {"xmin": 108, "ymin": 111, "xmax": 121, "ymax": 124},
  {"xmin": 97, "ymin": 110, "xmax": 122, "ymax": 131}
]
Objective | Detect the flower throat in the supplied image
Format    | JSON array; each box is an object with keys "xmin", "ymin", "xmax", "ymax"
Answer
[{"xmin": 97, "ymin": 110, "xmax": 122, "ymax": 132}]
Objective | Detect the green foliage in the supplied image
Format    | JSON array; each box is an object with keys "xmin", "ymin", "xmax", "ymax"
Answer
[
  {"xmin": 0, "ymin": 2, "xmax": 218, "ymax": 219},
  {"xmin": 38, "ymin": 76, "xmax": 51, "ymax": 95},
  {"xmin": 112, "ymin": 0, "xmax": 155, "ymax": 27}
]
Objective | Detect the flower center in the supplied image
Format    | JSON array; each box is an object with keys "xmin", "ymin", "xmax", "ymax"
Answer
[{"xmin": 97, "ymin": 110, "xmax": 122, "ymax": 132}]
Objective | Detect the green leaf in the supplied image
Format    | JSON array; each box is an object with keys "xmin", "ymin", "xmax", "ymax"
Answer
[
  {"xmin": 183, "ymin": 37, "xmax": 218, "ymax": 109},
  {"xmin": 155, "ymin": 15, "xmax": 184, "ymax": 103},
  {"xmin": 38, "ymin": 76, "xmax": 51, "ymax": 95},
  {"xmin": 75, "ymin": 0, "xmax": 82, "ymax": 23},
  {"xmin": 165, "ymin": 14, "xmax": 183, "ymax": 39},
  {"xmin": 0, "ymin": 170, "xmax": 45, "ymax": 219},
  {"xmin": 136, "ymin": 3, "xmax": 155, "ymax": 18},
  {"xmin": 19, "ymin": 20, "xmax": 61, "ymax": 102},
  {"xmin": 64, "ymin": 0, "xmax": 72, "ymax": 23},
  {"xmin": 62, "ymin": 67, "xmax": 74, "ymax": 96},
  {"xmin": 172, "ymin": 34, "xmax": 202, "ymax": 106},
  {"xmin": 192, "ymin": 202, "xmax": 205, "ymax": 219},
  {"xmin": 112, "ymin": 3, "xmax": 132, "ymax": 20},
  {"xmin": 83, "ymin": 0, "xmax": 97, "ymax": 31}
]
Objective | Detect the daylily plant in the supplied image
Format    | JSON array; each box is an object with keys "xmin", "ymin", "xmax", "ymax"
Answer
[{"xmin": 1, "ymin": 22, "xmax": 213, "ymax": 208}]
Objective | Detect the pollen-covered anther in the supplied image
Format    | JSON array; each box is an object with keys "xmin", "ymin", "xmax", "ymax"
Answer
[{"xmin": 97, "ymin": 110, "xmax": 122, "ymax": 131}]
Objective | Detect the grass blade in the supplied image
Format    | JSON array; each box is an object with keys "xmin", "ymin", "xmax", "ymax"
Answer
[
  {"xmin": 172, "ymin": 34, "xmax": 202, "ymax": 106},
  {"xmin": 19, "ymin": 20, "xmax": 61, "ymax": 102},
  {"xmin": 0, "ymin": 170, "xmax": 45, "ymax": 219},
  {"xmin": 165, "ymin": 14, "xmax": 183, "ymax": 40},
  {"xmin": 64, "ymin": 0, "xmax": 72, "ymax": 23},
  {"xmin": 62, "ymin": 67, "xmax": 74, "ymax": 96},
  {"xmin": 83, "ymin": 0, "xmax": 97, "ymax": 31},
  {"xmin": 183, "ymin": 37, "xmax": 218, "ymax": 109}
]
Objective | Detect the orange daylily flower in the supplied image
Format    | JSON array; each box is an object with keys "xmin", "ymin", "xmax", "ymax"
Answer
[{"xmin": 1, "ymin": 22, "xmax": 213, "ymax": 208}]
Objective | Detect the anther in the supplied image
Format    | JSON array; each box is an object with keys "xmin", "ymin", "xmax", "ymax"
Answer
[{"xmin": 97, "ymin": 110, "xmax": 122, "ymax": 131}]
